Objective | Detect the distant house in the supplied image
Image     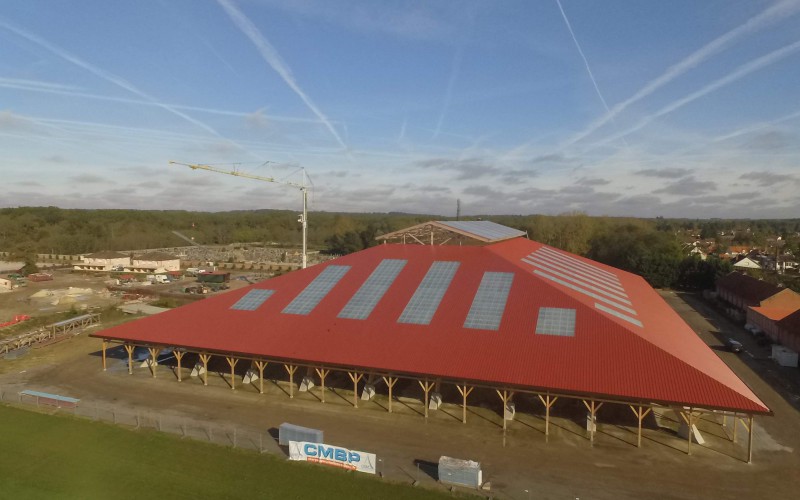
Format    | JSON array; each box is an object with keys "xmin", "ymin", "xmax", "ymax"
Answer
[
  {"xmin": 733, "ymin": 257, "xmax": 762, "ymax": 270},
  {"xmin": 716, "ymin": 272, "xmax": 780, "ymax": 311},
  {"xmin": 747, "ymin": 289, "xmax": 800, "ymax": 354},
  {"xmin": 75, "ymin": 251, "xmax": 131, "ymax": 272},
  {"xmin": 132, "ymin": 252, "xmax": 180, "ymax": 272},
  {"xmin": 0, "ymin": 277, "xmax": 13, "ymax": 292}
]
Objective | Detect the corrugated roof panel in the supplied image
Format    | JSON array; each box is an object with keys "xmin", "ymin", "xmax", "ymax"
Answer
[
  {"xmin": 463, "ymin": 272, "xmax": 514, "ymax": 331},
  {"xmin": 436, "ymin": 220, "xmax": 525, "ymax": 242},
  {"xmin": 398, "ymin": 261, "xmax": 460, "ymax": 325},
  {"xmin": 230, "ymin": 289, "xmax": 275, "ymax": 311},
  {"xmin": 533, "ymin": 269, "xmax": 637, "ymax": 316},
  {"xmin": 531, "ymin": 250, "xmax": 623, "ymax": 290},
  {"xmin": 538, "ymin": 246, "xmax": 619, "ymax": 282},
  {"xmin": 338, "ymin": 259, "xmax": 407, "ymax": 320},
  {"xmin": 595, "ymin": 303, "xmax": 643, "ymax": 327},
  {"xmin": 522, "ymin": 256, "xmax": 630, "ymax": 302},
  {"xmin": 282, "ymin": 265, "xmax": 350, "ymax": 315}
]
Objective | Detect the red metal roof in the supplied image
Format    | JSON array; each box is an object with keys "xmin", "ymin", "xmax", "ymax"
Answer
[{"xmin": 93, "ymin": 239, "xmax": 769, "ymax": 414}]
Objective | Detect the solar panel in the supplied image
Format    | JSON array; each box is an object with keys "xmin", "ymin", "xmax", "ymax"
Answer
[
  {"xmin": 535, "ymin": 307, "xmax": 577, "ymax": 337},
  {"xmin": 533, "ymin": 270, "xmax": 637, "ymax": 315},
  {"xmin": 230, "ymin": 289, "xmax": 275, "ymax": 311},
  {"xmin": 537, "ymin": 247, "xmax": 620, "ymax": 283},
  {"xmin": 531, "ymin": 251, "xmax": 622, "ymax": 290},
  {"xmin": 522, "ymin": 256, "xmax": 630, "ymax": 303},
  {"xmin": 464, "ymin": 272, "xmax": 514, "ymax": 331},
  {"xmin": 436, "ymin": 221, "xmax": 525, "ymax": 241},
  {"xmin": 282, "ymin": 265, "xmax": 351, "ymax": 315},
  {"xmin": 398, "ymin": 261, "xmax": 460, "ymax": 325},
  {"xmin": 595, "ymin": 303, "xmax": 643, "ymax": 327},
  {"xmin": 338, "ymin": 259, "xmax": 407, "ymax": 320}
]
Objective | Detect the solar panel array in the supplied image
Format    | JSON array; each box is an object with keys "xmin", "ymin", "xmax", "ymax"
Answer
[
  {"xmin": 437, "ymin": 220, "xmax": 525, "ymax": 242},
  {"xmin": 282, "ymin": 265, "xmax": 351, "ymax": 315},
  {"xmin": 521, "ymin": 246, "xmax": 642, "ymax": 328},
  {"xmin": 463, "ymin": 272, "xmax": 514, "ymax": 330},
  {"xmin": 230, "ymin": 289, "xmax": 275, "ymax": 311},
  {"xmin": 535, "ymin": 307, "xmax": 577, "ymax": 337},
  {"xmin": 338, "ymin": 259, "xmax": 407, "ymax": 320},
  {"xmin": 398, "ymin": 261, "xmax": 460, "ymax": 325}
]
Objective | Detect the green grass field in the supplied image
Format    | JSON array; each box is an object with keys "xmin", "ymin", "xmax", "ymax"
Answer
[{"xmin": 0, "ymin": 404, "xmax": 459, "ymax": 500}]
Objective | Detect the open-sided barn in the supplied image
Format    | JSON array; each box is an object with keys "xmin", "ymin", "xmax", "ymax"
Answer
[{"xmin": 92, "ymin": 236, "xmax": 769, "ymax": 459}]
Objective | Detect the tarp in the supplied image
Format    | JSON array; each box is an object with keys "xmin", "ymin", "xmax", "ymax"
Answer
[{"xmin": 289, "ymin": 441, "xmax": 376, "ymax": 474}]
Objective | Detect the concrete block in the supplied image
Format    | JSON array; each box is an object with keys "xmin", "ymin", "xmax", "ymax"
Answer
[
  {"xmin": 242, "ymin": 368, "xmax": 259, "ymax": 384},
  {"xmin": 190, "ymin": 362, "xmax": 205, "ymax": 377},
  {"xmin": 429, "ymin": 392, "xmax": 442, "ymax": 410},
  {"xmin": 678, "ymin": 421, "xmax": 705, "ymax": 444},
  {"xmin": 299, "ymin": 376, "xmax": 315, "ymax": 392},
  {"xmin": 361, "ymin": 383, "xmax": 376, "ymax": 401},
  {"xmin": 504, "ymin": 402, "xmax": 516, "ymax": 421}
]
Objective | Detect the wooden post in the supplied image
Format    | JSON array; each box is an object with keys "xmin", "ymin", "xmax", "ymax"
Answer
[
  {"xmin": 747, "ymin": 415, "xmax": 754, "ymax": 464},
  {"xmin": 284, "ymin": 364, "xmax": 298, "ymax": 398},
  {"xmin": 173, "ymin": 350, "xmax": 185, "ymax": 382},
  {"xmin": 680, "ymin": 410, "xmax": 696, "ymax": 455},
  {"xmin": 199, "ymin": 353, "xmax": 211, "ymax": 386},
  {"xmin": 582, "ymin": 400, "xmax": 603, "ymax": 444},
  {"xmin": 628, "ymin": 405, "xmax": 652, "ymax": 448},
  {"xmin": 732, "ymin": 412, "xmax": 738, "ymax": 442},
  {"xmin": 148, "ymin": 347, "xmax": 159, "ymax": 378},
  {"xmin": 226, "ymin": 357, "xmax": 238, "ymax": 390},
  {"xmin": 538, "ymin": 393, "xmax": 558, "ymax": 440},
  {"xmin": 382, "ymin": 376, "xmax": 398, "ymax": 413},
  {"xmin": 496, "ymin": 390, "xmax": 514, "ymax": 431},
  {"xmin": 456, "ymin": 384, "xmax": 473, "ymax": 424},
  {"xmin": 418, "ymin": 380, "xmax": 434, "ymax": 419},
  {"xmin": 102, "ymin": 340, "xmax": 107, "ymax": 371},
  {"xmin": 124, "ymin": 344, "xmax": 134, "ymax": 375},
  {"xmin": 254, "ymin": 360, "xmax": 267, "ymax": 394},
  {"xmin": 348, "ymin": 372, "xmax": 363, "ymax": 408},
  {"xmin": 315, "ymin": 368, "xmax": 329, "ymax": 403}
]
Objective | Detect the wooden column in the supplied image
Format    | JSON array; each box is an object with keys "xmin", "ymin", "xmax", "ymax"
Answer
[
  {"xmin": 284, "ymin": 364, "xmax": 298, "ymax": 398},
  {"xmin": 199, "ymin": 353, "xmax": 211, "ymax": 386},
  {"xmin": 101, "ymin": 340, "xmax": 107, "ymax": 371},
  {"xmin": 124, "ymin": 344, "xmax": 134, "ymax": 375},
  {"xmin": 382, "ymin": 376, "xmax": 398, "ymax": 413},
  {"xmin": 148, "ymin": 347, "xmax": 160, "ymax": 378},
  {"xmin": 456, "ymin": 384, "xmax": 473, "ymax": 424},
  {"xmin": 496, "ymin": 390, "xmax": 514, "ymax": 431},
  {"xmin": 538, "ymin": 394, "xmax": 558, "ymax": 440},
  {"xmin": 173, "ymin": 350, "xmax": 185, "ymax": 382},
  {"xmin": 582, "ymin": 400, "xmax": 603, "ymax": 444},
  {"xmin": 315, "ymin": 368, "xmax": 329, "ymax": 403},
  {"xmin": 418, "ymin": 380, "xmax": 434, "ymax": 419},
  {"xmin": 348, "ymin": 372, "xmax": 363, "ymax": 408},
  {"xmin": 628, "ymin": 405, "xmax": 652, "ymax": 448},
  {"xmin": 747, "ymin": 415, "xmax": 754, "ymax": 464},
  {"xmin": 680, "ymin": 410, "xmax": 697, "ymax": 455},
  {"xmin": 732, "ymin": 412, "xmax": 738, "ymax": 442},
  {"xmin": 226, "ymin": 357, "xmax": 238, "ymax": 390},
  {"xmin": 254, "ymin": 360, "xmax": 267, "ymax": 394}
]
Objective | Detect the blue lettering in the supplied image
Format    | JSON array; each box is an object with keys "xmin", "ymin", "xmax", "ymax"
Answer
[
  {"xmin": 319, "ymin": 445, "xmax": 334, "ymax": 460},
  {"xmin": 334, "ymin": 449, "xmax": 347, "ymax": 461},
  {"xmin": 304, "ymin": 444, "xmax": 317, "ymax": 457},
  {"xmin": 348, "ymin": 452, "xmax": 360, "ymax": 463}
]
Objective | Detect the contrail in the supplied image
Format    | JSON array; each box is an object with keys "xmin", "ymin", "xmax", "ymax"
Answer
[
  {"xmin": 564, "ymin": 0, "xmax": 800, "ymax": 146},
  {"xmin": 217, "ymin": 0, "xmax": 348, "ymax": 151},
  {"xmin": 434, "ymin": 47, "xmax": 463, "ymax": 138},
  {"xmin": 712, "ymin": 108, "xmax": 800, "ymax": 142},
  {"xmin": 591, "ymin": 39, "xmax": 800, "ymax": 147},
  {"xmin": 555, "ymin": 0, "xmax": 612, "ymax": 116},
  {"xmin": 0, "ymin": 17, "xmax": 258, "ymax": 158}
]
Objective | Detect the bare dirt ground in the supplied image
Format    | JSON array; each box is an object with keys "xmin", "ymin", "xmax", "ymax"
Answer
[{"xmin": 1, "ymin": 291, "xmax": 799, "ymax": 499}]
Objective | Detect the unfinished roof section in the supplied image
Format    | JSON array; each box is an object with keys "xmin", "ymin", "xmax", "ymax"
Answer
[
  {"xmin": 717, "ymin": 272, "xmax": 781, "ymax": 306},
  {"xmin": 94, "ymin": 239, "xmax": 769, "ymax": 415},
  {"xmin": 376, "ymin": 220, "xmax": 525, "ymax": 246}
]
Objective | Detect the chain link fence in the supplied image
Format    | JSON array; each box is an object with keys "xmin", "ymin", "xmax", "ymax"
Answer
[{"xmin": 0, "ymin": 385, "xmax": 281, "ymax": 456}]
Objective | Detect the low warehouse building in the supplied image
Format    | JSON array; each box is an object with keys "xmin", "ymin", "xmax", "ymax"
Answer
[
  {"xmin": 92, "ymin": 237, "xmax": 770, "ymax": 461},
  {"xmin": 75, "ymin": 251, "xmax": 130, "ymax": 272},
  {"xmin": 132, "ymin": 252, "xmax": 180, "ymax": 272}
]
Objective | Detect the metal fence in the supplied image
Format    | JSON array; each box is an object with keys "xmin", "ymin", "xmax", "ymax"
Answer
[{"xmin": 0, "ymin": 385, "xmax": 281, "ymax": 456}]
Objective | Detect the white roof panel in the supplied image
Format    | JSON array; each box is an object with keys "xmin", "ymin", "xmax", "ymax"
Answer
[{"xmin": 436, "ymin": 221, "xmax": 525, "ymax": 242}]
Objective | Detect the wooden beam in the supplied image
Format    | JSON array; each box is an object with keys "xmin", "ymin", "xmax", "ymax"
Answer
[
  {"xmin": 747, "ymin": 415, "xmax": 754, "ymax": 464},
  {"xmin": 628, "ymin": 405, "xmax": 651, "ymax": 448},
  {"xmin": 199, "ymin": 353, "xmax": 211, "ymax": 386},
  {"xmin": 124, "ymin": 344, "xmax": 134, "ymax": 375},
  {"xmin": 315, "ymin": 368, "xmax": 330, "ymax": 403},
  {"xmin": 456, "ymin": 384, "xmax": 473, "ymax": 424},
  {"xmin": 382, "ymin": 376, "xmax": 397, "ymax": 413},
  {"xmin": 582, "ymin": 400, "xmax": 603, "ymax": 443},
  {"xmin": 680, "ymin": 409, "xmax": 697, "ymax": 455},
  {"xmin": 226, "ymin": 357, "xmax": 239, "ymax": 390},
  {"xmin": 418, "ymin": 380, "xmax": 434, "ymax": 419},
  {"xmin": 254, "ymin": 360, "xmax": 267, "ymax": 394},
  {"xmin": 174, "ymin": 350, "xmax": 185, "ymax": 382},
  {"xmin": 102, "ymin": 340, "xmax": 107, "ymax": 371},
  {"xmin": 538, "ymin": 393, "xmax": 558, "ymax": 440},
  {"xmin": 496, "ymin": 389, "xmax": 514, "ymax": 431},
  {"xmin": 347, "ymin": 372, "xmax": 363, "ymax": 408},
  {"xmin": 148, "ymin": 347, "xmax": 159, "ymax": 378},
  {"xmin": 284, "ymin": 364, "xmax": 298, "ymax": 398}
]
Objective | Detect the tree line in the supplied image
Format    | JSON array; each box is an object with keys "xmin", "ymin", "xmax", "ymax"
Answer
[{"xmin": 1, "ymin": 206, "xmax": 795, "ymax": 291}]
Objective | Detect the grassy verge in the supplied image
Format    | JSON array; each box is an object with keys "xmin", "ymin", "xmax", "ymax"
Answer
[{"xmin": 0, "ymin": 405, "xmax": 458, "ymax": 500}]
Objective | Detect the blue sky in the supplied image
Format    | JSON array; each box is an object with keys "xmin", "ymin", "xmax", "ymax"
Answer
[{"xmin": 2, "ymin": 0, "xmax": 799, "ymax": 218}]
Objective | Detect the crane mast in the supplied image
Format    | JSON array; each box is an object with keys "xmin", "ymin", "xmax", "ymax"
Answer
[{"xmin": 169, "ymin": 160, "xmax": 310, "ymax": 269}]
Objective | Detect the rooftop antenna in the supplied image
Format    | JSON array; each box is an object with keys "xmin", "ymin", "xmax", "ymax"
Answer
[{"xmin": 456, "ymin": 199, "xmax": 461, "ymax": 221}]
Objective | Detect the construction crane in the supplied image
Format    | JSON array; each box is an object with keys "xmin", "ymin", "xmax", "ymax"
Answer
[{"xmin": 169, "ymin": 160, "xmax": 311, "ymax": 269}]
